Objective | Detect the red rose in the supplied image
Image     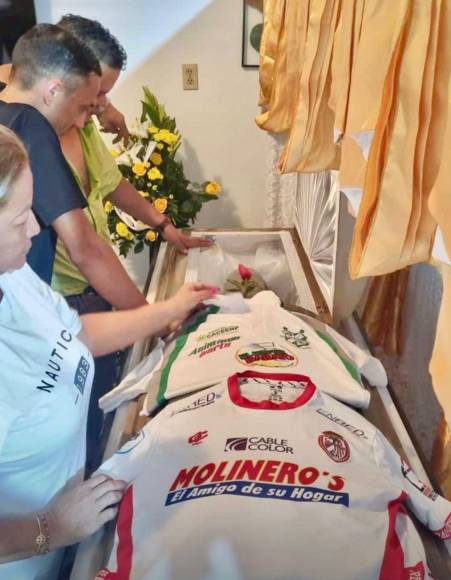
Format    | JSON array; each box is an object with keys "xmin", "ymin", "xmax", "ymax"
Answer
[{"xmin": 238, "ymin": 263, "xmax": 252, "ymax": 281}]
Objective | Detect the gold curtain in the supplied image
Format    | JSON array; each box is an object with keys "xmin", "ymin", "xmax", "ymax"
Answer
[
  {"xmin": 361, "ymin": 269, "xmax": 410, "ymax": 356},
  {"xmin": 257, "ymin": 0, "xmax": 451, "ymax": 493}
]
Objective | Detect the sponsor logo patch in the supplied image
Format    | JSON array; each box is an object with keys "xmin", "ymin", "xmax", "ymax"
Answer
[
  {"xmin": 404, "ymin": 562, "xmax": 425, "ymax": 579},
  {"xmin": 401, "ymin": 459, "xmax": 438, "ymax": 501},
  {"xmin": 188, "ymin": 430, "xmax": 208, "ymax": 446},
  {"xmin": 224, "ymin": 436, "xmax": 293, "ymax": 454},
  {"xmin": 316, "ymin": 408, "xmax": 369, "ymax": 440},
  {"xmin": 281, "ymin": 326, "xmax": 310, "ymax": 348},
  {"xmin": 236, "ymin": 342, "xmax": 297, "ymax": 368},
  {"xmin": 197, "ymin": 326, "xmax": 239, "ymax": 341},
  {"xmin": 171, "ymin": 392, "xmax": 221, "ymax": 417},
  {"xmin": 318, "ymin": 431, "xmax": 350, "ymax": 463}
]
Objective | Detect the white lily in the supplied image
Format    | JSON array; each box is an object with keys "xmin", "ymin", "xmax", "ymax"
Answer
[
  {"xmin": 129, "ymin": 118, "xmax": 152, "ymax": 139},
  {"xmin": 143, "ymin": 140, "xmax": 157, "ymax": 164},
  {"xmin": 115, "ymin": 207, "xmax": 149, "ymax": 232},
  {"xmin": 115, "ymin": 142, "xmax": 143, "ymax": 167}
]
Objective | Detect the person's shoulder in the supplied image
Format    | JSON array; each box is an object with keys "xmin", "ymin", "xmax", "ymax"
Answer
[
  {"xmin": 0, "ymin": 102, "xmax": 55, "ymax": 138},
  {"xmin": 3, "ymin": 263, "xmax": 46, "ymax": 292}
]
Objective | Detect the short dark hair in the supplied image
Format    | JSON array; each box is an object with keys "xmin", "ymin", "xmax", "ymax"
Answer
[
  {"xmin": 58, "ymin": 15, "xmax": 127, "ymax": 71},
  {"xmin": 10, "ymin": 23, "xmax": 101, "ymax": 90}
]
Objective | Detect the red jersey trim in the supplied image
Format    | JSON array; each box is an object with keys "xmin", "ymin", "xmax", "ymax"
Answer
[
  {"xmin": 95, "ymin": 485, "xmax": 134, "ymax": 580},
  {"xmin": 432, "ymin": 512, "xmax": 451, "ymax": 540},
  {"xmin": 379, "ymin": 491, "xmax": 410, "ymax": 580},
  {"xmin": 227, "ymin": 371, "xmax": 316, "ymax": 410}
]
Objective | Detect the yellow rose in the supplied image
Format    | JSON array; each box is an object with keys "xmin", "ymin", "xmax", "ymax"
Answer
[
  {"xmin": 153, "ymin": 198, "xmax": 168, "ymax": 213},
  {"xmin": 138, "ymin": 190, "xmax": 149, "ymax": 198},
  {"xmin": 116, "ymin": 222, "xmax": 130, "ymax": 238},
  {"xmin": 110, "ymin": 148, "xmax": 120, "ymax": 158},
  {"xmin": 147, "ymin": 167, "xmax": 164, "ymax": 180},
  {"xmin": 104, "ymin": 200, "xmax": 113, "ymax": 213},
  {"xmin": 156, "ymin": 143, "xmax": 164, "ymax": 150},
  {"xmin": 145, "ymin": 230, "xmax": 158, "ymax": 242},
  {"xmin": 148, "ymin": 125, "xmax": 159, "ymax": 134},
  {"xmin": 126, "ymin": 231, "xmax": 135, "ymax": 241},
  {"xmin": 205, "ymin": 181, "xmax": 222, "ymax": 195},
  {"xmin": 132, "ymin": 162, "xmax": 147, "ymax": 177},
  {"xmin": 150, "ymin": 152, "xmax": 163, "ymax": 166},
  {"xmin": 154, "ymin": 129, "xmax": 178, "ymax": 145}
]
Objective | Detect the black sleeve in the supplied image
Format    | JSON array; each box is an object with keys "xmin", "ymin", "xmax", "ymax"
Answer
[{"xmin": 14, "ymin": 109, "xmax": 86, "ymax": 227}]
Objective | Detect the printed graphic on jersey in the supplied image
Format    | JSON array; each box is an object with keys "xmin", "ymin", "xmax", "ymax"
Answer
[
  {"xmin": 316, "ymin": 408, "xmax": 369, "ymax": 440},
  {"xmin": 224, "ymin": 436, "xmax": 294, "ymax": 454},
  {"xmin": 171, "ymin": 392, "xmax": 221, "ymax": 417},
  {"xmin": 401, "ymin": 460, "xmax": 438, "ymax": 501},
  {"xmin": 281, "ymin": 326, "xmax": 310, "ymax": 348},
  {"xmin": 188, "ymin": 431, "xmax": 209, "ymax": 446},
  {"xmin": 433, "ymin": 513, "xmax": 451, "ymax": 540},
  {"xmin": 236, "ymin": 342, "xmax": 297, "ymax": 368},
  {"xmin": 189, "ymin": 335, "xmax": 240, "ymax": 358},
  {"xmin": 116, "ymin": 429, "xmax": 145, "ymax": 455},
  {"xmin": 404, "ymin": 562, "xmax": 425, "ymax": 580},
  {"xmin": 165, "ymin": 459, "xmax": 348, "ymax": 507},
  {"xmin": 74, "ymin": 356, "xmax": 90, "ymax": 395},
  {"xmin": 197, "ymin": 326, "xmax": 239, "ymax": 342},
  {"xmin": 318, "ymin": 431, "xmax": 350, "ymax": 463}
]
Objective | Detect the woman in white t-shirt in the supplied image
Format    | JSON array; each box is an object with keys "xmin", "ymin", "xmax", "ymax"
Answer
[{"xmin": 0, "ymin": 125, "xmax": 217, "ymax": 580}]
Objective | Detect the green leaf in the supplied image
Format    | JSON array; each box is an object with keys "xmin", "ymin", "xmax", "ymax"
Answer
[{"xmin": 134, "ymin": 241, "xmax": 144, "ymax": 254}]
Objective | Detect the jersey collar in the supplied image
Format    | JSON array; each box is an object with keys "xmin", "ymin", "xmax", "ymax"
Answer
[{"xmin": 227, "ymin": 371, "xmax": 316, "ymax": 410}]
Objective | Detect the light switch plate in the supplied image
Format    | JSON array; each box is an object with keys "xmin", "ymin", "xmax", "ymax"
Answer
[{"xmin": 182, "ymin": 64, "xmax": 198, "ymax": 90}]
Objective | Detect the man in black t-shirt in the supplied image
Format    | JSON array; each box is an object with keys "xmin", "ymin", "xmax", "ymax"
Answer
[
  {"xmin": 0, "ymin": 24, "xmax": 146, "ymax": 310},
  {"xmin": 0, "ymin": 24, "xmax": 99, "ymax": 284}
]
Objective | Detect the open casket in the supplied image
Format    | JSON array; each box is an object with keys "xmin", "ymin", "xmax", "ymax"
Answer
[{"xmin": 70, "ymin": 173, "xmax": 451, "ymax": 579}]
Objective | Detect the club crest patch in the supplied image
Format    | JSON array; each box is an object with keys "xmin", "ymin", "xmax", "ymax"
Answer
[
  {"xmin": 281, "ymin": 326, "xmax": 310, "ymax": 348},
  {"xmin": 318, "ymin": 431, "xmax": 350, "ymax": 463},
  {"xmin": 236, "ymin": 342, "xmax": 297, "ymax": 368}
]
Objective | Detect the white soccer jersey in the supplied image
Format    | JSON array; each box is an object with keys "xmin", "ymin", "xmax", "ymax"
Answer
[
  {"xmin": 96, "ymin": 372, "xmax": 450, "ymax": 580},
  {"xmin": 143, "ymin": 293, "xmax": 386, "ymax": 414}
]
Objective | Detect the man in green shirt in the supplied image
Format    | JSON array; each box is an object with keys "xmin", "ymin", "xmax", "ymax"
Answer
[{"xmin": 54, "ymin": 15, "xmax": 212, "ymax": 470}]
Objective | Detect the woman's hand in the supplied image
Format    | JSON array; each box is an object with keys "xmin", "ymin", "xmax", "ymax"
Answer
[
  {"xmin": 169, "ymin": 282, "xmax": 218, "ymax": 322},
  {"xmin": 47, "ymin": 474, "xmax": 127, "ymax": 549}
]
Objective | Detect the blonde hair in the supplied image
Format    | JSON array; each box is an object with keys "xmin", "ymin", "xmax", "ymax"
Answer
[{"xmin": 0, "ymin": 125, "xmax": 29, "ymax": 207}]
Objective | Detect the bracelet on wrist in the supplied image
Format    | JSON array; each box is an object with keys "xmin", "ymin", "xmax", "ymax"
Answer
[{"xmin": 34, "ymin": 513, "xmax": 50, "ymax": 556}]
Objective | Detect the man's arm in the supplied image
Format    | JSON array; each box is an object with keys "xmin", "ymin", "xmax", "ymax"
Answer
[
  {"xmin": 97, "ymin": 101, "xmax": 130, "ymax": 146},
  {"xmin": 108, "ymin": 178, "xmax": 212, "ymax": 254},
  {"xmin": 53, "ymin": 208, "xmax": 146, "ymax": 309}
]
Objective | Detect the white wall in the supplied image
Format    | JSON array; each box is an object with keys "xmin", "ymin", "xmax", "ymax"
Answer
[{"xmin": 35, "ymin": 0, "xmax": 270, "ymax": 228}]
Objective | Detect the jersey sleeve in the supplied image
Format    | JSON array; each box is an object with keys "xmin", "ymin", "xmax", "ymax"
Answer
[
  {"xmin": 96, "ymin": 414, "xmax": 162, "ymax": 483},
  {"xmin": 14, "ymin": 109, "xmax": 86, "ymax": 226},
  {"xmin": 373, "ymin": 430, "xmax": 451, "ymax": 540},
  {"xmin": 297, "ymin": 312, "xmax": 387, "ymax": 387}
]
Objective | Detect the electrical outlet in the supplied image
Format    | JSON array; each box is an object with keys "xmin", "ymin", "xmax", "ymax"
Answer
[{"xmin": 182, "ymin": 64, "xmax": 198, "ymax": 90}]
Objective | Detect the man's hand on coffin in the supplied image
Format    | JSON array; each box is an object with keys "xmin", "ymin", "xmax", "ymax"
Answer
[
  {"xmin": 46, "ymin": 474, "xmax": 127, "ymax": 549},
  {"xmin": 162, "ymin": 223, "xmax": 213, "ymax": 254},
  {"xmin": 98, "ymin": 101, "xmax": 130, "ymax": 146},
  {"xmin": 169, "ymin": 282, "xmax": 218, "ymax": 323}
]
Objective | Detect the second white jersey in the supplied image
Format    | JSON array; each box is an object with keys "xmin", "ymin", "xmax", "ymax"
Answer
[{"xmin": 97, "ymin": 372, "xmax": 449, "ymax": 580}]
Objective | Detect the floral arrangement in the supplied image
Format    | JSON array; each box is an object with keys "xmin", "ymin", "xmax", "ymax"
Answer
[{"xmin": 106, "ymin": 87, "xmax": 221, "ymax": 256}]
